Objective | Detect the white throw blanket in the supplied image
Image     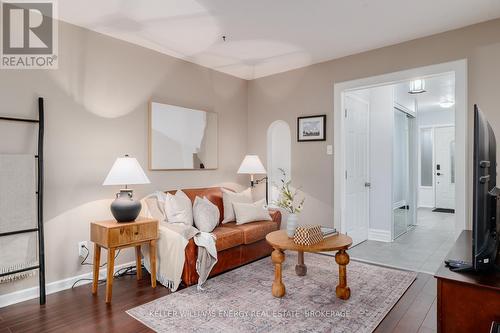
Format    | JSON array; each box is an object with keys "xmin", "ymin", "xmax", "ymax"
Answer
[
  {"xmin": 193, "ymin": 232, "xmax": 218, "ymax": 291},
  {"xmin": 142, "ymin": 193, "xmax": 218, "ymax": 291},
  {"xmin": 0, "ymin": 154, "xmax": 38, "ymax": 283}
]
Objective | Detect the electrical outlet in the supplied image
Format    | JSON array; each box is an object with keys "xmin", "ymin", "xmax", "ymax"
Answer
[{"xmin": 78, "ymin": 241, "xmax": 88, "ymax": 257}]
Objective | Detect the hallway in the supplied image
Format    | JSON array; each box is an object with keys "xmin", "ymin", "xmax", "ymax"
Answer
[{"xmin": 349, "ymin": 208, "xmax": 456, "ymax": 274}]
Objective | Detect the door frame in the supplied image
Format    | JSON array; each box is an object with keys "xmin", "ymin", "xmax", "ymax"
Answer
[
  {"xmin": 392, "ymin": 108, "xmax": 414, "ymax": 240},
  {"xmin": 344, "ymin": 92, "xmax": 371, "ymax": 245},
  {"xmin": 334, "ymin": 59, "xmax": 468, "ymax": 239}
]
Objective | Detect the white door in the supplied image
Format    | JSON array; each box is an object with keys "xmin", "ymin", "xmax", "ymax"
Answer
[
  {"xmin": 344, "ymin": 94, "xmax": 369, "ymax": 245},
  {"xmin": 434, "ymin": 126, "xmax": 455, "ymax": 210}
]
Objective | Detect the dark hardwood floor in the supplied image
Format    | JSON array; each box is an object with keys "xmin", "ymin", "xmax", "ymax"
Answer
[{"xmin": 0, "ymin": 270, "xmax": 437, "ymax": 333}]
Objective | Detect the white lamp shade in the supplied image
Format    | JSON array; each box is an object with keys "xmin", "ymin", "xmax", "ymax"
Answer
[
  {"xmin": 237, "ymin": 155, "xmax": 266, "ymax": 174},
  {"xmin": 103, "ymin": 156, "xmax": 151, "ymax": 186}
]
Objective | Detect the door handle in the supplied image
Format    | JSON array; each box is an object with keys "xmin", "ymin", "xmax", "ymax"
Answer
[
  {"xmin": 364, "ymin": 182, "xmax": 371, "ymax": 188},
  {"xmin": 437, "ymin": 172, "xmax": 443, "ymax": 176}
]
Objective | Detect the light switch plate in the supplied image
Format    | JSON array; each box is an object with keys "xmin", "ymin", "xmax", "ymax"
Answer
[{"xmin": 327, "ymin": 145, "xmax": 333, "ymax": 155}]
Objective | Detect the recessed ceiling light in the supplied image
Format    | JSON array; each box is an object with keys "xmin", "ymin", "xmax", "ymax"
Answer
[
  {"xmin": 439, "ymin": 98, "xmax": 455, "ymax": 108},
  {"xmin": 408, "ymin": 79, "xmax": 426, "ymax": 94}
]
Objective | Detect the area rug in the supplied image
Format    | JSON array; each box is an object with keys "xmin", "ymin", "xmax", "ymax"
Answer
[{"xmin": 127, "ymin": 252, "xmax": 417, "ymax": 333}]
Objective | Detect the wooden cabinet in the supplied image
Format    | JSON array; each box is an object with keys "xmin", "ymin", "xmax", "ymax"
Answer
[{"xmin": 435, "ymin": 231, "xmax": 500, "ymax": 333}]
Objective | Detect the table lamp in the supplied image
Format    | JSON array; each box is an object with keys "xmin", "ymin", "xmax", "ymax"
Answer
[
  {"xmin": 237, "ymin": 154, "xmax": 268, "ymax": 203},
  {"xmin": 103, "ymin": 155, "xmax": 150, "ymax": 222}
]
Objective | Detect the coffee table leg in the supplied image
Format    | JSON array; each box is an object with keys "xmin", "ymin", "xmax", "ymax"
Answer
[
  {"xmin": 271, "ymin": 248, "xmax": 286, "ymax": 298},
  {"xmin": 295, "ymin": 250, "xmax": 307, "ymax": 276},
  {"xmin": 335, "ymin": 249, "xmax": 351, "ymax": 300}
]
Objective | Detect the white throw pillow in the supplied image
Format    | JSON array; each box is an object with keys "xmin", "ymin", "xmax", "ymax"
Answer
[
  {"xmin": 144, "ymin": 191, "xmax": 168, "ymax": 223},
  {"xmin": 165, "ymin": 190, "xmax": 193, "ymax": 226},
  {"xmin": 233, "ymin": 199, "xmax": 272, "ymax": 225},
  {"xmin": 193, "ymin": 196, "xmax": 220, "ymax": 232},
  {"xmin": 221, "ymin": 187, "xmax": 253, "ymax": 223}
]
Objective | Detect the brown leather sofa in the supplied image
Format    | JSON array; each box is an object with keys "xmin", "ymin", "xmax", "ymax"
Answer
[{"xmin": 172, "ymin": 187, "xmax": 282, "ymax": 287}]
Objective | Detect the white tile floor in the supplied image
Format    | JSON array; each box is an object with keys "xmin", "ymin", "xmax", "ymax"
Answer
[{"xmin": 349, "ymin": 208, "xmax": 456, "ymax": 274}]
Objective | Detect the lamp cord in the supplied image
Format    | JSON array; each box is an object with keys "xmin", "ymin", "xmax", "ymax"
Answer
[{"xmin": 71, "ymin": 245, "xmax": 140, "ymax": 289}]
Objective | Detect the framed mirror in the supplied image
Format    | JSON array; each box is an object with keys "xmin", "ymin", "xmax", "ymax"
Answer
[{"xmin": 149, "ymin": 102, "xmax": 218, "ymax": 170}]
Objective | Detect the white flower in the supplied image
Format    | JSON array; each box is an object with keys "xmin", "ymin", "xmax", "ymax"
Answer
[{"xmin": 286, "ymin": 199, "xmax": 292, "ymax": 207}]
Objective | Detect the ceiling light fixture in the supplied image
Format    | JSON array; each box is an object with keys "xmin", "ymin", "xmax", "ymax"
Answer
[
  {"xmin": 408, "ymin": 79, "xmax": 426, "ymax": 94},
  {"xmin": 439, "ymin": 98, "xmax": 455, "ymax": 108}
]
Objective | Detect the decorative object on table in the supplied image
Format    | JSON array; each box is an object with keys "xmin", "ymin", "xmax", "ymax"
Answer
[
  {"xmin": 321, "ymin": 227, "xmax": 338, "ymax": 237},
  {"xmin": 293, "ymin": 225, "xmax": 324, "ymax": 246},
  {"xmin": 149, "ymin": 101, "xmax": 218, "ymax": 170},
  {"xmin": 237, "ymin": 154, "xmax": 268, "ymax": 203},
  {"xmin": 90, "ymin": 218, "xmax": 158, "ymax": 303},
  {"xmin": 273, "ymin": 168, "xmax": 305, "ymax": 237},
  {"xmin": 103, "ymin": 155, "xmax": 151, "ymax": 222},
  {"xmin": 297, "ymin": 115, "xmax": 326, "ymax": 142},
  {"xmin": 287, "ymin": 214, "xmax": 299, "ymax": 238}
]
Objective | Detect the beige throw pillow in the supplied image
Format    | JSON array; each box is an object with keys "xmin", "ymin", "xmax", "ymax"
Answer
[
  {"xmin": 165, "ymin": 190, "xmax": 193, "ymax": 226},
  {"xmin": 221, "ymin": 187, "xmax": 253, "ymax": 223},
  {"xmin": 233, "ymin": 199, "xmax": 272, "ymax": 225},
  {"xmin": 193, "ymin": 196, "xmax": 220, "ymax": 232}
]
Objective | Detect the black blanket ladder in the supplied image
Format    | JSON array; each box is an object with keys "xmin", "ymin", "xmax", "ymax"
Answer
[{"xmin": 0, "ymin": 97, "xmax": 46, "ymax": 305}]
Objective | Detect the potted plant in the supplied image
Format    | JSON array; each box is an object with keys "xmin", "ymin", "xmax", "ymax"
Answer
[{"xmin": 273, "ymin": 168, "xmax": 305, "ymax": 237}]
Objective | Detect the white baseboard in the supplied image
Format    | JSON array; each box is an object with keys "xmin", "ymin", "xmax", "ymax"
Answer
[
  {"xmin": 0, "ymin": 260, "xmax": 136, "ymax": 308},
  {"xmin": 368, "ymin": 228, "xmax": 392, "ymax": 242}
]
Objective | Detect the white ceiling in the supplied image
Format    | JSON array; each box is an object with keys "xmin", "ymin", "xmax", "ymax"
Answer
[
  {"xmin": 59, "ymin": 0, "xmax": 500, "ymax": 80},
  {"xmin": 394, "ymin": 74, "xmax": 455, "ymax": 112}
]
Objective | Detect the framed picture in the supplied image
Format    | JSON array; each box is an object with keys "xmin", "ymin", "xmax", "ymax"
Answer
[{"xmin": 297, "ymin": 115, "xmax": 326, "ymax": 142}]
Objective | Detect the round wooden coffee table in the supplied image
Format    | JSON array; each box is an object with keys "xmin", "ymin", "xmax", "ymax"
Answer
[{"xmin": 265, "ymin": 230, "xmax": 353, "ymax": 300}]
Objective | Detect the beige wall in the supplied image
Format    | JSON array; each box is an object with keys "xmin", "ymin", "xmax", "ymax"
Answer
[
  {"xmin": 3, "ymin": 16, "xmax": 500, "ymax": 298},
  {"xmin": 0, "ymin": 21, "xmax": 249, "ymax": 295},
  {"xmin": 248, "ymin": 19, "xmax": 500, "ymax": 228}
]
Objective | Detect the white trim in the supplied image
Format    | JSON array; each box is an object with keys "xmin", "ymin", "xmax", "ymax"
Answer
[
  {"xmin": 368, "ymin": 228, "xmax": 392, "ymax": 242},
  {"xmin": 0, "ymin": 261, "xmax": 136, "ymax": 308},
  {"xmin": 345, "ymin": 93, "xmax": 369, "ymax": 105},
  {"xmin": 334, "ymin": 59, "xmax": 468, "ymax": 239}
]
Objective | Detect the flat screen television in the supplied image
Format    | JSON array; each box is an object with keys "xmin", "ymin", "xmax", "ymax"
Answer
[{"xmin": 446, "ymin": 105, "xmax": 499, "ymax": 272}]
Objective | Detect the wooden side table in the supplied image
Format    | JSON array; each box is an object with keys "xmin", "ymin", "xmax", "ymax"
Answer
[{"xmin": 90, "ymin": 217, "xmax": 158, "ymax": 303}]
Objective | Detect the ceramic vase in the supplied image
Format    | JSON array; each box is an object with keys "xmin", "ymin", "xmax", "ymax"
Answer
[
  {"xmin": 111, "ymin": 189, "xmax": 141, "ymax": 222},
  {"xmin": 287, "ymin": 213, "xmax": 298, "ymax": 238}
]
